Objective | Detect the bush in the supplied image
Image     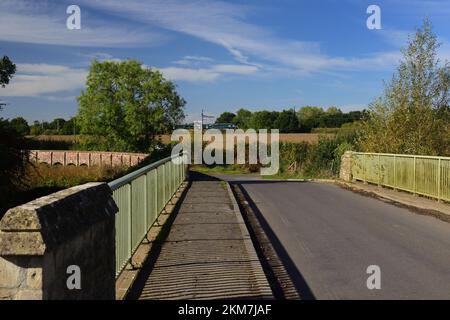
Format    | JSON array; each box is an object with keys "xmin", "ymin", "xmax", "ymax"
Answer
[{"xmin": 0, "ymin": 120, "xmax": 29, "ymax": 216}]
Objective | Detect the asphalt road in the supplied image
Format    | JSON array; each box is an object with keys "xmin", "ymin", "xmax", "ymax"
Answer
[{"xmin": 215, "ymin": 174, "xmax": 450, "ymax": 299}]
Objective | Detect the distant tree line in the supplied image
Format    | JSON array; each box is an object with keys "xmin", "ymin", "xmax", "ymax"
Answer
[
  {"xmin": 0, "ymin": 116, "xmax": 81, "ymax": 136},
  {"xmin": 214, "ymin": 107, "xmax": 364, "ymax": 133}
]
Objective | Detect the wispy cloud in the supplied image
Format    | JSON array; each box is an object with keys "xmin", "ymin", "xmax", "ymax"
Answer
[
  {"xmin": 0, "ymin": 63, "xmax": 87, "ymax": 97},
  {"xmin": 78, "ymin": 0, "xmax": 402, "ymax": 74},
  {"xmin": 174, "ymin": 56, "xmax": 214, "ymax": 65},
  {"xmin": 157, "ymin": 64, "xmax": 259, "ymax": 82},
  {"xmin": 0, "ymin": 0, "xmax": 166, "ymax": 47}
]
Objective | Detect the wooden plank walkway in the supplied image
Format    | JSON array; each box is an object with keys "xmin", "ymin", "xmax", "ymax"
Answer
[{"xmin": 128, "ymin": 172, "xmax": 273, "ymax": 300}]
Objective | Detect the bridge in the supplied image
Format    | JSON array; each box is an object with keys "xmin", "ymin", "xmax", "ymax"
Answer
[
  {"xmin": 29, "ymin": 150, "xmax": 148, "ymax": 167},
  {"xmin": 0, "ymin": 152, "xmax": 449, "ymax": 299}
]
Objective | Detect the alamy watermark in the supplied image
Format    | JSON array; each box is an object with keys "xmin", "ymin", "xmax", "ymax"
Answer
[
  {"xmin": 66, "ymin": 265, "xmax": 81, "ymax": 290},
  {"xmin": 366, "ymin": 5, "xmax": 381, "ymax": 30},
  {"xmin": 66, "ymin": 5, "xmax": 81, "ymax": 30},
  {"xmin": 366, "ymin": 265, "xmax": 381, "ymax": 290},
  {"xmin": 170, "ymin": 128, "xmax": 280, "ymax": 175}
]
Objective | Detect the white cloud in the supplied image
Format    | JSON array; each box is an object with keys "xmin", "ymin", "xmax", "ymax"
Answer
[
  {"xmin": 0, "ymin": 0, "xmax": 165, "ymax": 47},
  {"xmin": 0, "ymin": 64, "xmax": 87, "ymax": 97},
  {"xmin": 158, "ymin": 67, "xmax": 220, "ymax": 82},
  {"xmin": 78, "ymin": 0, "xmax": 404, "ymax": 73},
  {"xmin": 174, "ymin": 55, "xmax": 214, "ymax": 65},
  {"xmin": 157, "ymin": 63, "xmax": 259, "ymax": 82}
]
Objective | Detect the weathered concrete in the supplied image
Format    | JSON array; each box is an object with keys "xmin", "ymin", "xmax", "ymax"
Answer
[
  {"xmin": 0, "ymin": 183, "xmax": 118, "ymax": 300},
  {"xmin": 127, "ymin": 172, "xmax": 273, "ymax": 300},
  {"xmin": 339, "ymin": 150, "xmax": 353, "ymax": 181},
  {"xmin": 29, "ymin": 150, "xmax": 148, "ymax": 167}
]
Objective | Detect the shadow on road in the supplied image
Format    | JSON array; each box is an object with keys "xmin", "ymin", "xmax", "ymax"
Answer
[{"xmin": 232, "ymin": 181, "xmax": 316, "ymax": 300}]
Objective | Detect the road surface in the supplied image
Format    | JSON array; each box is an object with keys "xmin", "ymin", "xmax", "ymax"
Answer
[{"xmin": 215, "ymin": 174, "xmax": 450, "ymax": 299}]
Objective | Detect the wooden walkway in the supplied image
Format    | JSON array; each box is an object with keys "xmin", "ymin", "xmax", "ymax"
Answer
[{"xmin": 127, "ymin": 172, "xmax": 273, "ymax": 300}]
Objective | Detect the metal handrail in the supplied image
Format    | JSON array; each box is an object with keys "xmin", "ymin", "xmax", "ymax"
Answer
[
  {"xmin": 110, "ymin": 152, "xmax": 187, "ymax": 276},
  {"xmin": 351, "ymin": 152, "xmax": 450, "ymax": 202},
  {"xmin": 108, "ymin": 153, "xmax": 182, "ymax": 190},
  {"xmin": 351, "ymin": 152, "xmax": 450, "ymax": 160}
]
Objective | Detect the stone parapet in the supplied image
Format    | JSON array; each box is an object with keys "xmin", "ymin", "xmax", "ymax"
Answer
[
  {"xmin": 0, "ymin": 183, "xmax": 118, "ymax": 300},
  {"xmin": 339, "ymin": 151, "xmax": 353, "ymax": 182}
]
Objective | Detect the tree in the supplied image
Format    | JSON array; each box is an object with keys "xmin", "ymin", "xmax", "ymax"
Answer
[
  {"xmin": 233, "ymin": 108, "xmax": 252, "ymax": 129},
  {"xmin": 358, "ymin": 20, "xmax": 450, "ymax": 155},
  {"xmin": 0, "ymin": 56, "xmax": 16, "ymax": 109},
  {"xmin": 0, "ymin": 56, "xmax": 16, "ymax": 88},
  {"xmin": 61, "ymin": 117, "xmax": 80, "ymax": 135},
  {"xmin": 297, "ymin": 106, "xmax": 324, "ymax": 132},
  {"xmin": 0, "ymin": 57, "xmax": 27, "ymax": 216},
  {"xmin": 274, "ymin": 109, "xmax": 299, "ymax": 133},
  {"xmin": 215, "ymin": 112, "xmax": 236, "ymax": 124},
  {"xmin": 248, "ymin": 111, "xmax": 278, "ymax": 130},
  {"xmin": 8, "ymin": 117, "xmax": 29, "ymax": 136},
  {"xmin": 77, "ymin": 60, "xmax": 185, "ymax": 152},
  {"xmin": 50, "ymin": 118, "xmax": 66, "ymax": 133}
]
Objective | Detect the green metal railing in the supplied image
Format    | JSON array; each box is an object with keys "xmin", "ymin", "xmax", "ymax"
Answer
[
  {"xmin": 109, "ymin": 153, "xmax": 187, "ymax": 276},
  {"xmin": 352, "ymin": 152, "xmax": 450, "ymax": 202}
]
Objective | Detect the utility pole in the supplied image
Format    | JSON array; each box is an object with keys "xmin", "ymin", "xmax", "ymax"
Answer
[{"xmin": 201, "ymin": 108, "xmax": 215, "ymax": 129}]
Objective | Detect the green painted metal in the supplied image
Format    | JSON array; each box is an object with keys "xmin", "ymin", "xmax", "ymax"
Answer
[
  {"xmin": 109, "ymin": 154, "xmax": 187, "ymax": 276},
  {"xmin": 352, "ymin": 152, "xmax": 450, "ymax": 202}
]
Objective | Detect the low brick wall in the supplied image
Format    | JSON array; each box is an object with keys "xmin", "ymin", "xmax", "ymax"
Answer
[
  {"xmin": 0, "ymin": 183, "xmax": 118, "ymax": 300},
  {"xmin": 340, "ymin": 151, "xmax": 353, "ymax": 182},
  {"xmin": 29, "ymin": 150, "xmax": 148, "ymax": 167}
]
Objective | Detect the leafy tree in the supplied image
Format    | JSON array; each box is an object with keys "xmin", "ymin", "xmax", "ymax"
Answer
[
  {"xmin": 49, "ymin": 118, "xmax": 66, "ymax": 133},
  {"xmin": 8, "ymin": 117, "xmax": 29, "ymax": 136},
  {"xmin": 297, "ymin": 106, "xmax": 324, "ymax": 132},
  {"xmin": 215, "ymin": 111, "xmax": 236, "ymax": 123},
  {"xmin": 60, "ymin": 117, "xmax": 80, "ymax": 135},
  {"xmin": 77, "ymin": 60, "xmax": 185, "ymax": 152},
  {"xmin": 29, "ymin": 121, "xmax": 43, "ymax": 135},
  {"xmin": 248, "ymin": 111, "xmax": 278, "ymax": 130},
  {"xmin": 274, "ymin": 109, "xmax": 299, "ymax": 133},
  {"xmin": 0, "ymin": 57, "xmax": 28, "ymax": 217},
  {"xmin": 0, "ymin": 56, "xmax": 16, "ymax": 88},
  {"xmin": 233, "ymin": 108, "xmax": 252, "ymax": 129},
  {"xmin": 0, "ymin": 56, "xmax": 16, "ymax": 109},
  {"xmin": 358, "ymin": 20, "xmax": 450, "ymax": 155}
]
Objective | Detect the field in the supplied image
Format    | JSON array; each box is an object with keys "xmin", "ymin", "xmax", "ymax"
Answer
[
  {"xmin": 0, "ymin": 163, "xmax": 126, "ymax": 219},
  {"xmin": 158, "ymin": 133, "xmax": 332, "ymax": 144}
]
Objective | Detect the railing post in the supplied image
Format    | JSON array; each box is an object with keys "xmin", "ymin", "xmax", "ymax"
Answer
[
  {"xmin": 394, "ymin": 154, "xmax": 397, "ymax": 190},
  {"xmin": 378, "ymin": 154, "xmax": 381, "ymax": 186},
  {"xmin": 127, "ymin": 183, "xmax": 132, "ymax": 263},
  {"xmin": 363, "ymin": 154, "xmax": 367, "ymax": 184},
  {"xmin": 144, "ymin": 173, "xmax": 148, "ymax": 230},
  {"xmin": 413, "ymin": 156, "xmax": 416, "ymax": 196},
  {"xmin": 438, "ymin": 158, "xmax": 441, "ymax": 202}
]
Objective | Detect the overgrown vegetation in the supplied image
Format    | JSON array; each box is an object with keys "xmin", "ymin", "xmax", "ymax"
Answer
[
  {"xmin": 0, "ymin": 163, "xmax": 126, "ymax": 219},
  {"xmin": 358, "ymin": 20, "xmax": 450, "ymax": 156}
]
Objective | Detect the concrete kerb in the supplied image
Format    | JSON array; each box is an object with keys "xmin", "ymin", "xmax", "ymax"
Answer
[
  {"xmin": 334, "ymin": 179, "xmax": 450, "ymax": 220},
  {"xmin": 224, "ymin": 182, "xmax": 274, "ymax": 299}
]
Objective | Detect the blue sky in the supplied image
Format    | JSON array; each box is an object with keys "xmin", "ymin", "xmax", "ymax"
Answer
[{"xmin": 0, "ymin": 0, "xmax": 449, "ymax": 123}]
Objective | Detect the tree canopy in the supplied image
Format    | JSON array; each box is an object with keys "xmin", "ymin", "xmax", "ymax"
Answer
[
  {"xmin": 0, "ymin": 56, "xmax": 16, "ymax": 88},
  {"xmin": 76, "ymin": 60, "xmax": 185, "ymax": 152},
  {"xmin": 215, "ymin": 112, "xmax": 236, "ymax": 124},
  {"xmin": 358, "ymin": 20, "xmax": 450, "ymax": 156}
]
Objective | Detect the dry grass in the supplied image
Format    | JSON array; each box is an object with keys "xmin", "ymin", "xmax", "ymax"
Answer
[
  {"xmin": 26, "ymin": 135, "xmax": 81, "ymax": 142},
  {"xmin": 158, "ymin": 133, "xmax": 333, "ymax": 144},
  {"xmin": 23, "ymin": 163, "xmax": 125, "ymax": 189}
]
